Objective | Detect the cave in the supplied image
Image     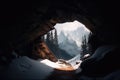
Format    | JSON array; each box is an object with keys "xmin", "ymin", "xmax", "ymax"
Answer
[
  {"xmin": 43, "ymin": 20, "xmax": 91, "ymax": 60},
  {"xmin": 0, "ymin": 0, "xmax": 120, "ymax": 80}
]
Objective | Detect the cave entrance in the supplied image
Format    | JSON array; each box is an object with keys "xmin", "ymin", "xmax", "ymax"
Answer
[{"xmin": 42, "ymin": 20, "xmax": 91, "ymax": 61}]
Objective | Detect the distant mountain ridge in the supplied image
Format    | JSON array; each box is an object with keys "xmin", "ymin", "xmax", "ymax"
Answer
[{"xmin": 55, "ymin": 21, "xmax": 90, "ymax": 56}]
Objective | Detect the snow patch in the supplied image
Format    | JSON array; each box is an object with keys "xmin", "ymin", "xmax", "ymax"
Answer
[
  {"xmin": 41, "ymin": 59, "xmax": 60, "ymax": 68},
  {"xmin": 4, "ymin": 56, "xmax": 53, "ymax": 80},
  {"xmin": 67, "ymin": 54, "xmax": 82, "ymax": 70}
]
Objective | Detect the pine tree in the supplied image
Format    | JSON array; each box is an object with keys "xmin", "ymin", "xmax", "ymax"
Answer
[
  {"xmin": 53, "ymin": 29, "xmax": 61, "ymax": 58},
  {"xmin": 45, "ymin": 29, "xmax": 72, "ymax": 60},
  {"xmin": 46, "ymin": 31, "xmax": 51, "ymax": 47},
  {"xmin": 87, "ymin": 32, "xmax": 92, "ymax": 55},
  {"xmin": 45, "ymin": 29, "xmax": 62, "ymax": 59},
  {"xmin": 53, "ymin": 29, "xmax": 58, "ymax": 46},
  {"xmin": 50, "ymin": 31, "xmax": 53, "ymax": 42},
  {"xmin": 80, "ymin": 35, "xmax": 88, "ymax": 58}
]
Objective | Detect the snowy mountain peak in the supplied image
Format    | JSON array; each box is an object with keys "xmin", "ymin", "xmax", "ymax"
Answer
[
  {"xmin": 58, "ymin": 31, "xmax": 67, "ymax": 43},
  {"xmin": 54, "ymin": 20, "xmax": 91, "ymax": 56},
  {"xmin": 57, "ymin": 26, "xmax": 90, "ymax": 46}
]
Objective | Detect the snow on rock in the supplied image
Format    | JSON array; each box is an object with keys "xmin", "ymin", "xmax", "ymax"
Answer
[
  {"xmin": 40, "ymin": 55, "xmax": 83, "ymax": 71},
  {"xmin": 2, "ymin": 54, "xmax": 83, "ymax": 79},
  {"xmin": 3, "ymin": 56, "xmax": 54, "ymax": 80},
  {"xmin": 41, "ymin": 59, "xmax": 74, "ymax": 71},
  {"xmin": 41, "ymin": 59, "xmax": 61, "ymax": 68},
  {"xmin": 66, "ymin": 54, "xmax": 82, "ymax": 70}
]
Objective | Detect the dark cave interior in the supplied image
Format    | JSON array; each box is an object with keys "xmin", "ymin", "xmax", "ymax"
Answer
[{"xmin": 0, "ymin": 0, "xmax": 120, "ymax": 80}]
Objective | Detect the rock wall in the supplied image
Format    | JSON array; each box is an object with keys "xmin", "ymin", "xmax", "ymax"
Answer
[{"xmin": 0, "ymin": 0, "xmax": 120, "ymax": 66}]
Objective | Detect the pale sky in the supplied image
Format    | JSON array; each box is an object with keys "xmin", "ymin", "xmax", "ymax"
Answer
[{"xmin": 54, "ymin": 20, "xmax": 88, "ymax": 35}]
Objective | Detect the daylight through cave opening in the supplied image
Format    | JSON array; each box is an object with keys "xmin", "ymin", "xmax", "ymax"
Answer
[
  {"xmin": 40, "ymin": 20, "xmax": 92, "ymax": 70},
  {"xmin": 42, "ymin": 20, "xmax": 91, "ymax": 60}
]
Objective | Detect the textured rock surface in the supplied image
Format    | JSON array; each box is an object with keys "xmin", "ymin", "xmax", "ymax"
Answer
[{"xmin": 0, "ymin": 0, "xmax": 120, "ymax": 66}]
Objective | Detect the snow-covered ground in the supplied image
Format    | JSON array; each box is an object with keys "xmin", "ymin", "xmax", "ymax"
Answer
[
  {"xmin": 3, "ymin": 56, "xmax": 54, "ymax": 80},
  {"xmin": 2, "ymin": 55, "xmax": 82, "ymax": 80},
  {"xmin": 41, "ymin": 59, "xmax": 74, "ymax": 71},
  {"xmin": 4, "ymin": 53, "xmax": 117, "ymax": 80},
  {"xmin": 41, "ymin": 54, "xmax": 82, "ymax": 71}
]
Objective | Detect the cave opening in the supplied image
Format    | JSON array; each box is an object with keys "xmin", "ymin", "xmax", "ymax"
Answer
[
  {"xmin": 40, "ymin": 20, "xmax": 92, "ymax": 70},
  {"xmin": 44, "ymin": 20, "xmax": 91, "ymax": 59},
  {"xmin": 1, "ymin": 0, "xmax": 120, "ymax": 79}
]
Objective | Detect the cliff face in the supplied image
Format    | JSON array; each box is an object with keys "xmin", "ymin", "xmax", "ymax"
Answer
[{"xmin": 32, "ymin": 41, "xmax": 58, "ymax": 62}]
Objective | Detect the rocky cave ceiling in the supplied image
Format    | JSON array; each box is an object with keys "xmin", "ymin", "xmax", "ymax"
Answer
[{"xmin": 0, "ymin": 0, "xmax": 120, "ymax": 50}]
